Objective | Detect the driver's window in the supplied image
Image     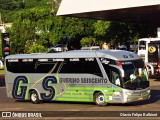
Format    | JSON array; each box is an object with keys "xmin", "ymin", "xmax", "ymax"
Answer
[{"xmin": 111, "ymin": 70, "xmax": 121, "ymax": 86}]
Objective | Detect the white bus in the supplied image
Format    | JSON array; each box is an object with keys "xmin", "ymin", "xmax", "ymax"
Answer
[
  {"xmin": 138, "ymin": 38, "xmax": 160, "ymax": 76},
  {"xmin": 5, "ymin": 50, "xmax": 150, "ymax": 106}
]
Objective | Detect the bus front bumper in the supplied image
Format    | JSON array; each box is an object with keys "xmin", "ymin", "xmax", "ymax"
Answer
[{"xmin": 122, "ymin": 89, "xmax": 150, "ymax": 103}]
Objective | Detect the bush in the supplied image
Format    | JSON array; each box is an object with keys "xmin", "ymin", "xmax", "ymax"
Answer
[{"xmin": 29, "ymin": 44, "xmax": 47, "ymax": 53}]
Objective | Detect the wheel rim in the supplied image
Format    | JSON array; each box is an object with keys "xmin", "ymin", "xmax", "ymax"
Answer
[
  {"xmin": 31, "ymin": 93, "xmax": 37, "ymax": 102},
  {"xmin": 96, "ymin": 94, "xmax": 105, "ymax": 105}
]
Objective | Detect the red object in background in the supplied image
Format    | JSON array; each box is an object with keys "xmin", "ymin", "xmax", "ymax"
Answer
[{"xmin": 3, "ymin": 47, "xmax": 10, "ymax": 51}]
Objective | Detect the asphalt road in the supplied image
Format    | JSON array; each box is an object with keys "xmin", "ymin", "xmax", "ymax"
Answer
[{"xmin": 0, "ymin": 78, "xmax": 160, "ymax": 119}]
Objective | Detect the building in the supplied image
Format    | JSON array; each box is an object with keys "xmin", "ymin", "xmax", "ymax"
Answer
[
  {"xmin": 57, "ymin": 0, "xmax": 160, "ymax": 37},
  {"xmin": 57, "ymin": 0, "xmax": 160, "ymax": 26}
]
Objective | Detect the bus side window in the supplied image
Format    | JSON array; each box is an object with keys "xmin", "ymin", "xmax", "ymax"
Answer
[
  {"xmin": 21, "ymin": 59, "xmax": 35, "ymax": 73},
  {"xmin": 67, "ymin": 59, "xmax": 83, "ymax": 73},
  {"xmin": 58, "ymin": 59, "xmax": 83, "ymax": 73},
  {"xmin": 6, "ymin": 60, "xmax": 21, "ymax": 73},
  {"xmin": 58, "ymin": 61, "xmax": 67, "ymax": 73},
  {"xmin": 35, "ymin": 61, "xmax": 58, "ymax": 73},
  {"xmin": 139, "ymin": 41, "xmax": 146, "ymax": 50},
  {"xmin": 84, "ymin": 58, "xmax": 102, "ymax": 77}
]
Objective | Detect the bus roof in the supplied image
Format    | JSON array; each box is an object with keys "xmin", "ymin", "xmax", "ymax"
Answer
[
  {"xmin": 5, "ymin": 50, "xmax": 140, "ymax": 61},
  {"xmin": 139, "ymin": 38, "xmax": 160, "ymax": 41}
]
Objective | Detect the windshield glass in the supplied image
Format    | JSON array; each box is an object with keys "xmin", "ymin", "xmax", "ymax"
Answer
[{"xmin": 118, "ymin": 59, "xmax": 149, "ymax": 90}]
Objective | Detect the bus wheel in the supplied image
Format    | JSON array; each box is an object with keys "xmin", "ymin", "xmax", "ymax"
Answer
[
  {"xmin": 30, "ymin": 90, "xmax": 40, "ymax": 104},
  {"xmin": 94, "ymin": 92, "xmax": 107, "ymax": 106}
]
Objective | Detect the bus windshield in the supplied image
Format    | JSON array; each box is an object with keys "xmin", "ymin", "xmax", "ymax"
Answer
[{"xmin": 118, "ymin": 59, "xmax": 149, "ymax": 90}]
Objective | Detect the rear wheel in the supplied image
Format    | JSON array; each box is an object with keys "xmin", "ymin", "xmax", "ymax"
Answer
[
  {"xmin": 94, "ymin": 92, "xmax": 108, "ymax": 106},
  {"xmin": 30, "ymin": 90, "xmax": 40, "ymax": 104}
]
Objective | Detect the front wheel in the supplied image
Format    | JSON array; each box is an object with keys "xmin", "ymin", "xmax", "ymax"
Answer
[
  {"xmin": 94, "ymin": 92, "xmax": 108, "ymax": 106},
  {"xmin": 30, "ymin": 90, "xmax": 40, "ymax": 104}
]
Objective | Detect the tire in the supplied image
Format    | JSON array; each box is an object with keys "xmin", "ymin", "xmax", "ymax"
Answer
[
  {"xmin": 30, "ymin": 90, "xmax": 40, "ymax": 104},
  {"xmin": 94, "ymin": 92, "xmax": 108, "ymax": 106}
]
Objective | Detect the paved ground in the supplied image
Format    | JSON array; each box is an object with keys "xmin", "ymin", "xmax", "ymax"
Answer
[{"xmin": 0, "ymin": 78, "xmax": 160, "ymax": 120}]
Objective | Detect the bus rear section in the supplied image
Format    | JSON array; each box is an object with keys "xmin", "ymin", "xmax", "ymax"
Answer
[{"xmin": 147, "ymin": 43, "xmax": 160, "ymax": 77}]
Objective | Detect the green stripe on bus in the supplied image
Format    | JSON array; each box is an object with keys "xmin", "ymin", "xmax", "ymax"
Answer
[
  {"xmin": 67, "ymin": 87, "xmax": 121, "ymax": 91},
  {"xmin": 62, "ymin": 91, "xmax": 114, "ymax": 96},
  {"xmin": 62, "ymin": 91, "xmax": 94, "ymax": 94},
  {"xmin": 61, "ymin": 94, "xmax": 92, "ymax": 98},
  {"xmin": 57, "ymin": 98, "xmax": 92, "ymax": 102}
]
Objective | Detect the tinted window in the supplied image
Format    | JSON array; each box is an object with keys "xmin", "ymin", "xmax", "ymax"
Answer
[
  {"xmin": 6, "ymin": 59, "xmax": 59, "ymax": 73},
  {"xmin": 84, "ymin": 58, "xmax": 102, "ymax": 77},
  {"xmin": 139, "ymin": 41, "xmax": 146, "ymax": 50},
  {"xmin": 58, "ymin": 61, "xmax": 67, "ymax": 73},
  {"xmin": 6, "ymin": 58, "xmax": 102, "ymax": 77},
  {"xmin": 6, "ymin": 59, "xmax": 21, "ymax": 73},
  {"xmin": 67, "ymin": 58, "xmax": 83, "ymax": 73},
  {"xmin": 21, "ymin": 59, "xmax": 35, "ymax": 73},
  {"xmin": 58, "ymin": 58, "xmax": 82, "ymax": 73},
  {"xmin": 35, "ymin": 62, "xmax": 57, "ymax": 73}
]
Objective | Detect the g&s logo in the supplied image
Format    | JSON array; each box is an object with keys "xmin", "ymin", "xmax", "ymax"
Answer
[
  {"xmin": 148, "ymin": 46, "xmax": 156, "ymax": 53},
  {"xmin": 12, "ymin": 76, "xmax": 58, "ymax": 101}
]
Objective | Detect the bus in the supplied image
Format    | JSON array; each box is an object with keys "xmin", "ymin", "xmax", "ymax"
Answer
[
  {"xmin": 5, "ymin": 50, "xmax": 150, "ymax": 106},
  {"xmin": 138, "ymin": 38, "xmax": 160, "ymax": 76}
]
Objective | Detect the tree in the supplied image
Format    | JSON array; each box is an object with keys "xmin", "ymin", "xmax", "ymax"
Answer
[
  {"xmin": 106, "ymin": 22, "xmax": 157, "ymax": 45},
  {"xmin": 80, "ymin": 36, "xmax": 97, "ymax": 47},
  {"xmin": 29, "ymin": 44, "xmax": 47, "ymax": 53},
  {"xmin": 4, "ymin": 0, "xmax": 157, "ymax": 54},
  {"xmin": 93, "ymin": 20, "xmax": 110, "ymax": 36},
  {"xmin": 7, "ymin": 6, "xmax": 51, "ymax": 54}
]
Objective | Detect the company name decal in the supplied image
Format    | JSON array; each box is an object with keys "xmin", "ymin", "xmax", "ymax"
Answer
[{"xmin": 60, "ymin": 78, "xmax": 107, "ymax": 84}]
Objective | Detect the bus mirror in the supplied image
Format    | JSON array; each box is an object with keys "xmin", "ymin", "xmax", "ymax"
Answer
[{"xmin": 109, "ymin": 64, "xmax": 125, "ymax": 77}]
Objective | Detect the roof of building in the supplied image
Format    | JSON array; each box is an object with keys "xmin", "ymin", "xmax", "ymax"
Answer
[{"xmin": 57, "ymin": 0, "xmax": 160, "ymax": 25}]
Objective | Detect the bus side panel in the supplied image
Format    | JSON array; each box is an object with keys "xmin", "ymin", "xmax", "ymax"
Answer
[{"xmin": 6, "ymin": 72, "xmax": 119, "ymax": 103}]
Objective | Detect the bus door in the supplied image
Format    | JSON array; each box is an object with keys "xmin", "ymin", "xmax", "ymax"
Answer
[
  {"xmin": 104, "ymin": 64, "xmax": 124, "ymax": 103},
  {"xmin": 102, "ymin": 63, "xmax": 124, "ymax": 87},
  {"xmin": 109, "ymin": 65, "xmax": 125, "ymax": 87},
  {"xmin": 148, "ymin": 43, "xmax": 160, "ymax": 76}
]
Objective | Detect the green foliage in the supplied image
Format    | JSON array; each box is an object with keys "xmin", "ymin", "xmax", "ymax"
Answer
[
  {"xmin": 106, "ymin": 22, "xmax": 157, "ymax": 45},
  {"xmin": 0, "ymin": 0, "xmax": 49, "ymax": 22},
  {"xmin": 93, "ymin": 20, "xmax": 110, "ymax": 36},
  {"xmin": 29, "ymin": 44, "xmax": 47, "ymax": 53},
  {"xmin": 1, "ymin": 0, "xmax": 157, "ymax": 54},
  {"xmin": 6, "ymin": 6, "xmax": 51, "ymax": 53},
  {"xmin": 80, "ymin": 36, "xmax": 97, "ymax": 47}
]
